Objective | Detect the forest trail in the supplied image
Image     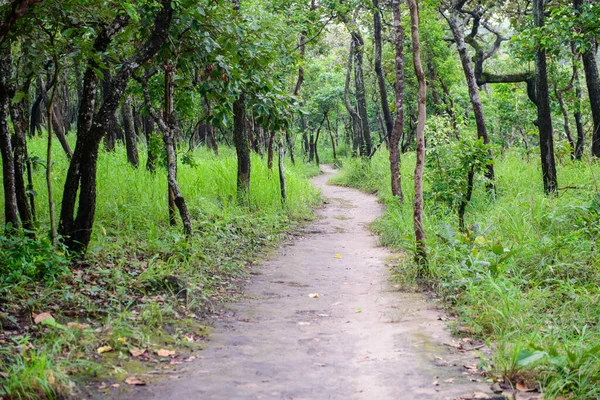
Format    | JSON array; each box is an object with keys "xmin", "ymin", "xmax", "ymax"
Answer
[{"xmin": 121, "ymin": 166, "xmax": 495, "ymax": 400}]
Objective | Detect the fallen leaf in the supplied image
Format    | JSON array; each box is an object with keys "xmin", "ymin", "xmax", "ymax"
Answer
[
  {"xmin": 444, "ymin": 378, "xmax": 455, "ymax": 383},
  {"xmin": 129, "ymin": 348, "xmax": 146, "ymax": 357},
  {"xmin": 47, "ymin": 371, "xmax": 55, "ymax": 385},
  {"xmin": 334, "ymin": 254, "xmax": 342, "ymax": 259},
  {"xmin": 67, "ymin": 322, "xmax": 90, "ymax": 329},
  {"xmin": 97, "ymin": 345, "xmax": 113, "ymax": 355},
  {"xmin": 308, "ymin": 293, "xmax": 319, "ymax": 298},
  {"xmin": 156, "ymin": 348, "xmax": 175, "ymax": 357},
  {"xmin": 432, "ymin": 380, "xmax": 439, "ymax": 386},
  {"xmin": 124, "ymin": 376, "xmax": 146, "ymax": 386},
  {"xmin": 111, "ymin": 383, "xmax": 120, "ymax": 388},
  {"xmin": 472, "ymin": 392, "xmax": 491, "ymax": 399},
  {"xmin": 516, "ymin": 382, "xmax": 536, "ymax": 392},
  {"xmin": 463, "ymin": 364, "xmax": 479, "ymax": 371},
  {"xmin": 34, "ymin": 312, "xmax": 54, "ymax": 325},
  {"xmin": 462, "ymin": 337, "xmax": 472, "ymax": 342},
  {"xmin": 117, "ymin": 337, "xmax": 127, "ymax": 343},
  {"xmin": 355, "ymin": 307, "xmax": 362, "ymax": 313}
]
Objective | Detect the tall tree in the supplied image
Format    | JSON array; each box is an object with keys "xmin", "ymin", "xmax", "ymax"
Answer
[
  {"xmin": 59, "ymin": 1, "xmax": 173, "ymax": 252},
  {"xmin": 0, "ymin": 44, "xmax": 20, "ymax": 229},
  {"xmin": 373, "ymin": 0, "xmax": 393, "ymax": 138},
  {"xmin": 573, "ymin": 0, "xmax": 600, "ymax": 157},
  {"xmin": 443, "ymin": 5, "xmax": 495, "ymax": 189},
  {"xmin": 407, "ymin": 0, "xmax": 427, "ymax": 265},
  {"xmin": 389, "ymin": 0, "xmax": 404, "ymax": 201},
  {"xmin": 533, "ymin": 0, "xmax": 558, "ymax": 194}
]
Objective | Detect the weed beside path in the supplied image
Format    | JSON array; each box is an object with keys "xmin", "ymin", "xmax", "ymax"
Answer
[{"xmin": 0, "ymin": 142, "xmax": 320, "ymax": 399}]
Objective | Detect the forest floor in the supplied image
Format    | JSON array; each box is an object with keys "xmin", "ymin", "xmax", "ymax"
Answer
[{"xmin": 116, "ymin": 166, "xmax": 500, "ymax": 400}]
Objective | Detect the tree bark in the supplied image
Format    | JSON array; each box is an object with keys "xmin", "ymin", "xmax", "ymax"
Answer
[
  {"xmin": 573, "ymin": 0, "xmax": 600, "ymax": 157},
  {"xmin": 390, "ymin": 0, "xmax": 405, "ymax": 202},
  {"xmin": 122, "ymin": 96, "xmax": 139, "ymax": 168},
  {"xmin": 407, "ymin": 0, "xmax": 427, "ymax": 266},
  {"xmin": 343, "ymin": 40, "xmax": 362, "ymax": 155},
  {"xmin": 533, "ymin": 0, "xmax": 558, "ymax": 194},
  {"xmin": 0, "ymin": 44, "xmax": 20, "ymax": 229},
  {"xmin": 267, "ymin": 131, "xmax": 276, "ymax": 170},
  {"xmin": 574, "ymin": 63, "xmax": 585, "ymax": 160},
  {"xmin": 8, "ymin": 57, "xmax": 34, "ymax": 232},
  {"xmin": 373, "ymin": 0, "xmax": 393, "ymax": 137},
  {"xmin": 233, "ymin": 94, "xmax": 251, "ymax": 199},
  {"xmin": 352, "ymin": 30, "xmax": 372, "ymax": 156},
  {"xmin": 278, "ymin": 139, "xmax": 287, "ymax": 203}
]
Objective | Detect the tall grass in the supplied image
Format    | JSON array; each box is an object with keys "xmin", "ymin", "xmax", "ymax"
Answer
[{"xmin": 334, "ymin": 149, "xmax": 600, "ymax": 399}]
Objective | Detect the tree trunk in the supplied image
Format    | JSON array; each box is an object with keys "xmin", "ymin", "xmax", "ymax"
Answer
[
  {"xmin": 574, "ymin": 0, "xmax": 600, "ymax": 157},
  {"xmin": 533, "ymin": 0, "xmax": 558, "ymax": 194},
  {"xmin": 407, "ymin": 0, "xmax": 427, "ymax": 266},
  {"xmin": 267, "ymin": 131, "xmax": 276, "ymax": 170},
  {"xmin": 8, "ymin": 61, "xmax": 34, "ymax": 233},
  {"xmin": 326, "ymin": 113, "xmax": 337, "ymax": 160},
  {"xmin": 390, "ymin": 0, "xmax": 405, "ymax": 202},
  {"xmin": 144, "ymin": 115, "xmax": 157, "ymax": 172},
  {"xmin": 555, "ymin": 88, "xmax": 576, "ymax": 158},
  {"xmin": 574, "ymin": 63, "xmax": 585, "ymax": 160},
  {"xmin": 203, "ymin": 96, "xmax": 218, "ymax": 155},
  {"xmin": 233, "ymin": 93, "xmax": 251, "ymax": 199},
  {"xmin": 278, "ymin": 139, "xmax": 287, "ymax": 203},
  {"xmin": 46, "ymin": 59, "xmax": 59, "ymax": 245},
  {"xmin": 343, "ymin": 41, "xmax": 362, "ymax": 156},
  {"xmin": 122, "ymin": 96, "xmax": 139, "ymax": 168},
  {"xmin": 373, "ymin": 0, "xmax": 393, "ymax": 138},
  {"xmin": 446, "ymin": 10, "xmax": 495, "ymax": 189},
  {"xmin": 0, "ymin": 44, "xmax": 20, "ymax": 230},
  {"xmin": 352, "ymin": 30, "xmax": 372, "ymax": 156}
]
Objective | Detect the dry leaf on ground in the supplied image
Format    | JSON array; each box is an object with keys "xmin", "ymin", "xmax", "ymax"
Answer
[
  {"xmin": 34, "ymin": 312, "xmax": 54, "ymax": 324},
  {"xmin": 129, "ymin": 348, "xmax": 146, "ymax": 357},
  {"xmin": 124, "ymin": 376, "xmax": 146, "ymax": 386},
  {"xmin": 334, "ymin": 254, "xmax": 342, "ymax": 259},
  {"xmin": 67, "ymin": 322, "xmax": 90, "ymax": 329},
  {"xmin": 308, "ymin": 293, "xmax": 319, "ymax": 298},
  {"xmin": 156, "ymin": 348, "xmax": 175, "ymax": 357},
  {"xmin": 516, "ymin": 382, "xmax": 536, "ymax": 392}
]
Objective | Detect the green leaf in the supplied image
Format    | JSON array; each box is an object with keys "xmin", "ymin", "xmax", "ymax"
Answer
[{"xmin": 516, "ymin": 349, "xmax": 547, "ymax": 367}]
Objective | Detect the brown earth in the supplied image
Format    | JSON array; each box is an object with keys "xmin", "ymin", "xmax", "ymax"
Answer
[{"xmin": 119, "ymin": 165, "xmax": 497, "ymax": 400}]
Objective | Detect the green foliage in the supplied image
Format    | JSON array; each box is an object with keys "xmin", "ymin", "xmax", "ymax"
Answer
[
  {"xmin": 0, "ymin": 235, "xmax": 69, "ymax": 288},
  {"xmin": 425, "ymin": 117, "xmax": 493, "ymax": 213}
]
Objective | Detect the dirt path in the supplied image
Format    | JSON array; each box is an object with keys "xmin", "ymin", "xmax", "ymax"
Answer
[{"xmin": 122, "ymin": 166, "xmax": 495, "ymax": 400}]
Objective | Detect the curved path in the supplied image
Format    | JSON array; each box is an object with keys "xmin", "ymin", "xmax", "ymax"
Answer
[{"xmin": 122, "ymin": 166, "xmax": 494, "ymax": 400}]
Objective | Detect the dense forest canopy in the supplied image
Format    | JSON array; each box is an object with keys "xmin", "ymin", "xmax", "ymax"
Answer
[{"xmin": 1, "ymin": 0, "xmax": 600, "ymax": 398}]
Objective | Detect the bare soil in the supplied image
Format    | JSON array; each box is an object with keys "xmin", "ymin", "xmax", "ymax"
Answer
[{"xmin": 120, "ymin": 166, "xmax": 497, "ymax": 400}]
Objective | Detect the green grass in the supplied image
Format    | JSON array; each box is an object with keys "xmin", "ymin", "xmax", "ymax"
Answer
[
  {"xmin": 0, "ymin": 136, "xmax": 321, "ymax": 399},
  {"xmin": 334, "ymin": 149, "xmax": 600, "ymax": 399}
]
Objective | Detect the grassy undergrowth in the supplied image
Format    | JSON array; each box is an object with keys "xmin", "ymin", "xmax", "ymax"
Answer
[
  {"xmin": 0, "ymin": 137, "xmax": 320, "ymax": 399},
  {"xmin": 333, "ymin": 149, "xmax": 600, "ymax": 399}
]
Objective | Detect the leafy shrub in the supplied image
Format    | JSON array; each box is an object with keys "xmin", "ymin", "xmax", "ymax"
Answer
[{"xmin": 0, "ymin": 235, "xmax": 69, "ymax": 287}]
